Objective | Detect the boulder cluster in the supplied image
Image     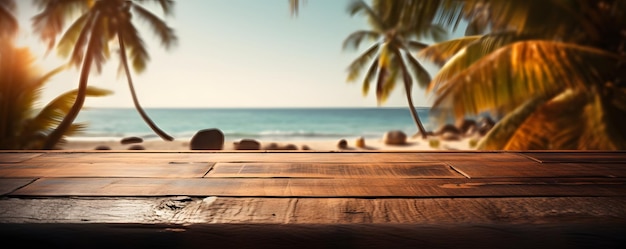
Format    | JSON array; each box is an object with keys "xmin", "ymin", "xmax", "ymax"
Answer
[
  {"xmin": 374, "ymin": 116, "xmax": 498, "ymax": 146},
  {"xmin": 94, "ymin": 136, "xmax": 146, "ymax": 150},
  {"xmin": 97, "ymin": 116, "xmax": 497, "ymax": 151},
  {"xmin": 188, "ymin": 128, "xmax": 309, "ymax": 150}
]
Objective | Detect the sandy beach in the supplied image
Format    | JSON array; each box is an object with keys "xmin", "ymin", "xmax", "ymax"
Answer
[{"xmin": 60, "ymin": 135, "xmax": 481, "ymax": 151}]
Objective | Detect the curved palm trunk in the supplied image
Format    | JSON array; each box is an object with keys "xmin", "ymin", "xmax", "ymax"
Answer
[
  {"xmin": 394, "ymin": 49, "xmax": 428, "ymax": 139},
  {"xmin": 42, "ymin": 43, "xmax": 94, "ymax": 149},
  {"xmin": 118, "ymin": 35, "xmax": 174, "ymax": 141},
  {"xmin": 404, "ymin": 82, "xmax": 428, "ymax": 139}
]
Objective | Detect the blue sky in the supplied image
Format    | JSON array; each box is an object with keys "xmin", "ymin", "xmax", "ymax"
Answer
[{"xmin": 15, "ymin": 0, "xmax": 449, "ymax": 108}]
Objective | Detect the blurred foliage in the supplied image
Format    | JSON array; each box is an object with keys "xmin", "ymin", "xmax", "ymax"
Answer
[
  {"xmin": 343, "ymin": 0, "xmax": 459, "ymax": 138},
  {"xmin": 0, "ymin": 0, "xmax": 17, "ymax": 38},
  {"xmin": 0, "ymin": 40, "xmax": 111, "ymax": 149},
  {"xmin": 418, "ymin": 0, "xmax": 626, "ymax": 150},
  {"xmin": 32, "ymin": 0, "xmax": 177, "ymax": 148}
]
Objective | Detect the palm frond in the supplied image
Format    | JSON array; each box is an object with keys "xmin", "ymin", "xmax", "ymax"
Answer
[
  {"xmin": 132, "ymin": 3, "xmax": 177, "ymax": 49},
  {"xmin": 67, "ymin": 11, "xmax": 98, "ymax": 69},
  {"xmin": 462, "ymin": 0, "xmax": 532, "ymax": 33},
  {"xmin": 458, "ymin": 0, "xmax": 599, "ymax": 40},
  {"xmin": 496, "ymin": 88, "xmax": 626, "ymax": 150},
  {"xmin": 578, "ymin": 89, "xmax": 626, "ymax": 150},
  {"xmin": 56, "ymin": 13, "xmax": 88, "ymax": 58},
  {"xmin": 136, "ymin": 0, "xmax": 175, "ymax": 16},
  {"xmin": 435, "ymin": 0, "xmax": 466, "ymax": 32},
  {"xmin": 391, "ymin": 47, "xmax": 412, "ymax": 92},
  {"xmin": 477, "ymin": 94, "xmax": 550, "ymax": 150},
  {"xmin": 84, "ymin": 13, "xmax": 109, "ymax": 73},
  {"xmin": 119, "ymin": 22, "xmax": 149, "ymax": 73},
  {"xmin": 361, "ymin": 57, "xmax": 379, "ymax": 96},
  {"xmin": 418, "ymin": 35, "xmax": 482, "ymax": 66},
  {"xmin": 372, "ymin": 0, "xmax": 404, "ymax": 30},
  {"xmin": 406, "ymin": 40, "xmax": 429, "ymax": 51},
  {"xmin": 25, "ymin": 86, "xmax": 112, "ymax": 141},
  {"xmin": 404, "ymin": 51, "xmax": 431, "ymax": 88},
  {"xmin": 0, "ymin": 0, "xmax": 17, "ymax": 37},
  {"xmin": 415, "ymin": 24, "xmax": 448, "ymax": 43},
  {"xmin": 32, "ymin": 0, "xmax": 90, "ymax": 51},
  {"xmin": 342, "ymin": 30, "xmax": 380, "ymax": 50},
  {"xmin": 346, "ymin": 43, "xmax": 380, "ymax": 82},
  {"xmin": 347, "ymin": 0, "xmax": 384, "ymax": 31},
  {"xmin": 375, "ymin": 50, "xmax": 398, "ymax": 104},
  {"xmin": 374, "ymin": 66, "xmax": 387, "ymax": 104},
  {"xmin": 422, "ymin": 31, "xmax": 535, "ymax": 69},
  {"xmin": 503, "ymin": 89, "xmax": 586, "ymax": 150},
  {"xmin": 394, "ymin": 0, "xmax": 450, "ymax": 38},
  {"xmin": 378, "ymin": 65, "xmax": 398, "ymax": 105},
  {"xmin": 430, "ymin": 40, "xmax": 620, "ymax": 117},
  {"xmin": 71, "ymin": 4, "xmax": 114, "ymax": 74}
]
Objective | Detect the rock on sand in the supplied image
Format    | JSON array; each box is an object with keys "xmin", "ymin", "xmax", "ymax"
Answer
[
  {"xmin": 383, "ymin": 130, "xmax": 407, "ymax": 145},
  {"xmin": 233, "ymin": 139, "xmax": 261, "ymax": 150},
  {"xmin": 190, "ymin": 128, "xmax": 224, "ymax": 150}
]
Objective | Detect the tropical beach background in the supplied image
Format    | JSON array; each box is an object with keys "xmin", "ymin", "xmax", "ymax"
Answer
[
  {"xmin": 1, "ymin": 0, "xmax": 625, "ymax": 151},
  {"xmin": 60, "ymin": 107, "xmax": 491, "ymax": 150}
]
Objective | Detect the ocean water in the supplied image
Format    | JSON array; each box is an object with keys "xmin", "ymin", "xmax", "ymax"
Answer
[{"xmin": 71, "ymin": 107, "xmax": 451, "ymax": 142}]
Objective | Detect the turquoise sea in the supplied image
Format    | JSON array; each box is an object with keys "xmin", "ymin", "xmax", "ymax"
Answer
[{"xmin": 71, "ymin": 107, "xmax": 461, "ymax": 142}]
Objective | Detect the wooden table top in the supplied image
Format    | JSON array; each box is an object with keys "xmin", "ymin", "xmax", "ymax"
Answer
[{"xmin": 1, "ymin": 150, "xmax": 625, "ymax": 249}]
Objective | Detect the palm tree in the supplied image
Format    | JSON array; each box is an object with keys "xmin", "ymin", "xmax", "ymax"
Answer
[
  {"xmin": 32, "ymin": 0, "xmax": 177, "ymax": 149},
  {"xmin": 419, "ymin": 0, "xmax": 626, "ymax": 149},
  {"xmin": 0, "ymin": 40, "xmax": 111, "ymax": 149},
  {"xmin": 343, "ymin": 0, "xmax": 450, "ymax": 139},
  {"xmin": 0, "ymin": 0, "xmax": 17, "ymax": 38}
]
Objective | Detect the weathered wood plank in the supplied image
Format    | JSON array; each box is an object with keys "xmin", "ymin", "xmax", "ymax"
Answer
[
  {"xmin": 0, "ymin": 178, "xmax": 36, "ymax": 195},
  {"xmin": 21, "ymin": 151, "xmax": 535, "ymax": 164},
  {"xmin": 521, "ymin": 151, "xmax": 626, "ymax": 163},
  {"xmin": 0, "ymin": 151, "xmax": 625, "ymax": 249},
  {"xmin": 0, "ymin": 153, "xmax": 42, "ymax": 163},
  {"xmin": 24, "ymin": 152, "xmax": 217, "ymax": 164},
  {"xmin": 449, "ymin": 161, "xmax": 626, "ymax": 178},
  {"xmin": 10, "ymin": 178, "xmax": 626, "ymax": 197},
  {"xmin": 208, "ymin": 162, "xmax": 465, "ymax": 178},
  {"xmin": 0, "ymin": 162, "xmax": 213, "ymax": 178},
  {"xmin": 1, "ymin": 196, "xmax": 624, "ymax": 224}
]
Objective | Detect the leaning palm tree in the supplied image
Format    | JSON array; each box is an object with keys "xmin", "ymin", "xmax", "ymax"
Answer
[
  {"xmin": 343, "ymin": 0, "xmax": 450, "ymax": 138},
  {"xmin": 32, "ymin": 0, "xmax": 177, "ymax": 149},
  {"xmin": 0, "ymin": 40, "xmax": 111, "ymax": 149},
  {"xmin": 419, "ymin": 0, "xmax": 626, "ymax": 149}
]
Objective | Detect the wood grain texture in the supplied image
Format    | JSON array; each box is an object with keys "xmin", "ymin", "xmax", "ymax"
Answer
[
  {"xmin": 9, "ymin": 177, "xmax": 626, "ymax": 197},
  {"xmin": 22, "ymin": 151, "xmax": 534, "ymax": 163},
  {"xmin": 1, "ymin": 196, "xmax": 625, "ymax": 224},
  {"xmin": 521, "ymin": 151, "xmax": 626, "ymax": 163},
  {"xmin": 0, "ymin": 178, "xmax": 36, "ymax": 195},
  {"xmin": 0, "ymin": 162, "xmax": 213, "ymax": 178},
  {"xmin": 1, "ymin": 151, "xmax": 626, "ymax": 248},
  {"xmin": 208, "ymin": 162, "xmax": 465, "ymax": 178},
  {"xmin": 448, "ymin": 161, "xmax": 626, "ymax": 178},
  {"xmin": 0, "ymin": 152, "xmax": 42, "ymax": 163}
]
